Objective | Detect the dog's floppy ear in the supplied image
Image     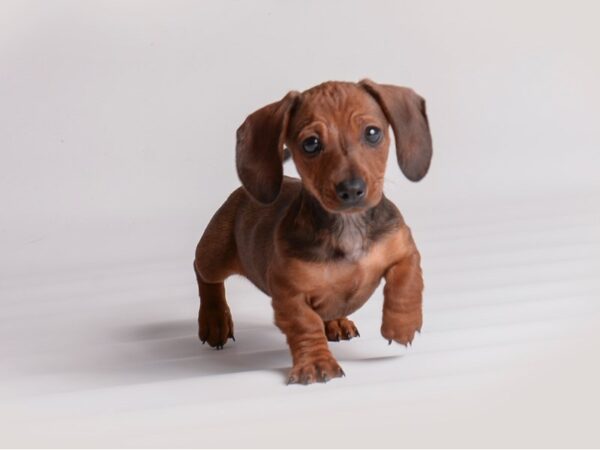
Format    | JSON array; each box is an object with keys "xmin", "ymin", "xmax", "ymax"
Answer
[
  {"xmin": 236, "ymin": 91, "xmax": 299, "ymax": 203},
  {"xmin": 360, "ymin": 79, "xmax": 432, "ymax": 181}
]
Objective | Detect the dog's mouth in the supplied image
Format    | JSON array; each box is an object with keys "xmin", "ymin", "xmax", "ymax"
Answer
[{"xmin": 334, "ymin": 200, "xmax": 368, "ymax": 213}]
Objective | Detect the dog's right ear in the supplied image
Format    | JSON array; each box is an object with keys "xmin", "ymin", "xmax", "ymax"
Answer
[{"xmin": 236, "ymin": 91, "xmax": 299, "ymax": 204}]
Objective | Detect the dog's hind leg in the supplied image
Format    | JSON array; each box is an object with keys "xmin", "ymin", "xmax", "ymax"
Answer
[
  {"xmin": 194, "ymin": 269, "xmax": 235, "ymax": 349},
  {"xmin": 194, "ymin": 192, "xmax": 242, "ymax": 349}
]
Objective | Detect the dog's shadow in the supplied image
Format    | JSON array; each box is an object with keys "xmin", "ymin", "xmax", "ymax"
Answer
[
  {"xmin": 107, "ymin": 319, "xmax": 292, "ymax": 383},
  {"xmin": 76, "ymin": 317, "xmax": 401, "ymax": 386}
]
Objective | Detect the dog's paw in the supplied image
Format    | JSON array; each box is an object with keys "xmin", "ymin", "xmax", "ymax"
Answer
[
  {"xmin": 325, "ymin": 318, "xmax": 360, "ymax": 341},
  {"xmin": 198, "ymin": 305, "xmax": 234, "ymax": 349},
  {"xmin": 381, "ymin": 309, "xmax": 422, "ymax": 346},
  {"xmin": 287, "ymin": 357, "xmax": 345, "ymax": 385}
]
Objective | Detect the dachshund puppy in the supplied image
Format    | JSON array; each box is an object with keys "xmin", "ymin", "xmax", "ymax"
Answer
[{"xmin": 194, "ymin": 79, "xmax": 432, "ymax": 384}]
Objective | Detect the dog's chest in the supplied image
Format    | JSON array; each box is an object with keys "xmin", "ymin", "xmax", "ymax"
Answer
[
  {"xmin": 334, "ymin": 219, "xmax": 367, "ymax": 261},
  {"xmin": 310, "ymin": 267, "xmax": 382, "ymax": 320},
  {"xmin": 295, "ymin": 242, "xmax": 392, "ymax": 320}
]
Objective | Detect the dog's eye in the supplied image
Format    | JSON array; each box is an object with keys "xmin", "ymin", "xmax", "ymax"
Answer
[
  {"xmin": 365, "ymin": 126, "xmax": 382, "ymax": 145},
  {"xmin": 302, "ymin": 136, "xmax": 322, "ymax": 154}
]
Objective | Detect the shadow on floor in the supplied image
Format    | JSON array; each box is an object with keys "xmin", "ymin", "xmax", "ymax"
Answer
[
  {"xmin": 105, "ymin": 318, "xmax": 291, "ymax": 381},
  {"xmin": 35, "ymin": 317, "xmax": 400, "ymax": 389}
]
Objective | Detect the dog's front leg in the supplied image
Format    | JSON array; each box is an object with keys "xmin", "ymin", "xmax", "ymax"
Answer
[
  {"xmin": 273, "ymin": 294, "xmax": 345, "ymax": 385},
  {"xmin": 381, "ymin": 251, "xmax": 424, "ymax": 345}
]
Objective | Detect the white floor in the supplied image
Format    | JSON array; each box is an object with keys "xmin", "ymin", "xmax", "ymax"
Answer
[{"xmin": 1, "ymin": 191, "xmax": 600, "ymax": 447}]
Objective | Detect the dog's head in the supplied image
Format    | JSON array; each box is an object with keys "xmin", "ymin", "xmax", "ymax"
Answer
[{"xmin": 236, "ymin": 79, "xmax": 432, "ymax": 212}]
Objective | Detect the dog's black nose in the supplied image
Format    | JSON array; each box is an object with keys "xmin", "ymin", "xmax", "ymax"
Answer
[{"xmin": 335, "ymin": 178, "xmax": 366, "ymax": 205}]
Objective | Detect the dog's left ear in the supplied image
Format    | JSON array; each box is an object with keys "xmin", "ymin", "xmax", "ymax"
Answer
[
  {"xmin": 236, "ymin": 91, "xmax": 299, "ymax": 204},
  {"xmin": 360, "ymin": 79, "xmax": 432, "ymax": 181}
]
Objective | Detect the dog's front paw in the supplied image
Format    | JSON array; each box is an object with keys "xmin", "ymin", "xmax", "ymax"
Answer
[
  {"xmin": 198, "ymin": 304, "xmax": 234, "ymax": 349},
  {"xmin": 325, "ymin": 318, "xmax": 360, "ymax": 341},
  {"xmin": 381, "ymin": 308, "xmax": 422, "ymax": 346},
  {"xmin": 287, "ymin": 356, "xmax": 345, "ymax": 385}
]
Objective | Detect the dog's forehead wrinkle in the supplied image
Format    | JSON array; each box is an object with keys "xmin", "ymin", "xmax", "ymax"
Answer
[
  {"xmin": 295, "ymin": 106, "xmax": 383, "ymax": 139},
  {"xmin": 293, "ymin": 110, "xmax": 376, "ymax": 145},
  {"xmin": 300, "ymin": 82, "xmax": 367, "ymax": 111},
  {"xmin": 292, "ymin": 82, "xmax": 386, "ymax": 140},
  {"xmin": 303, "ymin": 80, "xmax": 355, "ymax": 98}
]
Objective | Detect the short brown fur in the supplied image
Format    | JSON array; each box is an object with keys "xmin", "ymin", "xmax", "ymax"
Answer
[{"xmin": 195, "ymin": 79, "xmax": 432, "ymax": 384}]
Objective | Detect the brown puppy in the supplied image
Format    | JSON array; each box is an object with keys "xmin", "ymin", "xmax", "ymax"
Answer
[{"xmin": 194, "ymin": 79, "xmax": 432, "ymax": 384}]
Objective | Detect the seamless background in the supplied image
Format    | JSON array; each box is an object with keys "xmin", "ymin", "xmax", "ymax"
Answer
[
  {"xmin": 1, "ymin": 0, "xmax": 600, "ymax": 447},
  {"xmin": 2, "ymin": 0, "xmax": 599, "ymax": 274}
]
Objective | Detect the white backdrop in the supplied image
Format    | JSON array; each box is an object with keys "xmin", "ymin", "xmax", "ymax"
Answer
[
  {"xmin": 2, "ymin": 0, "xmax": 599, "ymax": 274},
  {"xmin": 1, "ymin": 1, "xmax": 600, "ymax": 447}
]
